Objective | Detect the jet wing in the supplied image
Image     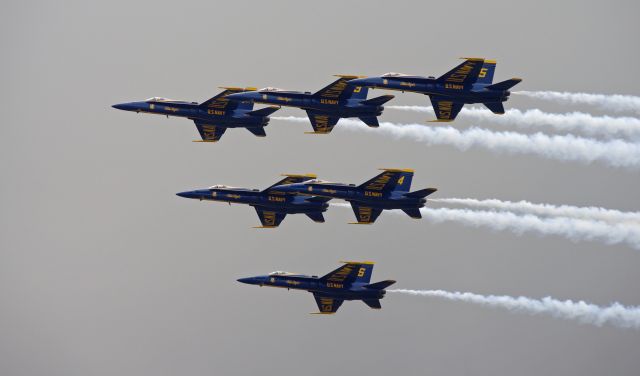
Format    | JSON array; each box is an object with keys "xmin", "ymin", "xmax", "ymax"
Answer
[
  {"xmin": 305, "ymin": 111, "xmax": 340, "ymax": 134},
  {"xmin": 349, "ymin": 203, "xmax": 383, "ymax": 224},
  {"xmin": 312, "ymin": 293, "xmax": 344, "ymax": 314},
  {"xmin": 194, "ymin": 121, "xmax": 227, "ymax": 142},
  {"xmin": 253, "ymin": 207, "xmax": 287, "ymax": 228},
  {"xmin": 428, "ymin": 96, "xmax": 464, "ymax": 122},
  {"xmin": 200, "ymin": 87, "xmax": 254, "ymax": 111},
  {"xmin": 313, "ymin": 76, "xmax": 362, "ymax": 100}
]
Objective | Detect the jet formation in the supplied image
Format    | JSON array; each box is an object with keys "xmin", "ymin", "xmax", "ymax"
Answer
[
  {"xmin": 238, "ymin": 261, "xmax": 395, "ymax": 314},
  {"xmin": 112, "ymin": 58, "xmax": 521, "ymax": 313},
  {"xmin": 113, "ymin": 58, "xmax": 519, "ymax": 140}
]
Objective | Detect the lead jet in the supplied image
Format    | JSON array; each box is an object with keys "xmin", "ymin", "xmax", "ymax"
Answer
[
  {"xmin": 112, "ymin": 87, "xmax": 280, "ymax": 142},
  {"xmin": 224, "ymin": 75, "xmax": 395, "ymax": 134},
  {"xmin": 348, "ymin": 58, "xmax": 522, "ymax": 121},
  {"xmin": 176, "ymin": 174, "xmax": 329, "ymax": 228},
  {"xmin": 274, "ymin": 169, "xmax": 437, "ymax": 224},
  {"xmin": 237, "ymin": 261, "xmax": 395, "ymax": 314}
]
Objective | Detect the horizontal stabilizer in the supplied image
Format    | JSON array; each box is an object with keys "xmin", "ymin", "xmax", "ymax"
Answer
[
  {"xmin": 486, "ymin": 78, "xmax": 522, "ymax": 91},
  {"xmin": 403, "ymin": 188, "xmax": 437, "ymax": 198},
  {"xmin": 246, "ymin": 106, "xmax": 280, "ymax": 117},
  {"xmin": 359, "ymin": 116, "xmax": 379, "ymax": 128},
  {"xmin": 363, "ymin": 280, "xmax": 396, "ymax": 290},
  {"xmin": 483, "ymin": 102, "xmax": 505, "ymax": 114},
  {"xmin": 360, "ymin": 95, "xmax": 395, "ymax": 106},
  {"xmin": 363, "ymin": 299, "xmax": 382, "ymax": 309},
  {"xmin": 305, "ymin": 212, "xmax": 325, "ymax": 223},
  {"xmin": 246, "ymin": 127, "xmax": 266, "ymax": 137},
  {"xmin": 402, "ymin": 208, "xmax": 422, "ymax": 219}
]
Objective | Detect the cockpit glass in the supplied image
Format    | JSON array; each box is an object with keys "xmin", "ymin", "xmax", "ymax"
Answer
[
  {"xmin": 209, "ymin": 185, "xmax": 228, "ymax": 189},
  {"xmin": 381, "ymin": 72, "xmax": 408, "ymax": 77},
  {"xmin": 269, "ymin": 271, "xmax": 290, "ymax": 276},
  {"xmin": 258, "ymin": 87, "xmax": 282, "ymax": 92}
]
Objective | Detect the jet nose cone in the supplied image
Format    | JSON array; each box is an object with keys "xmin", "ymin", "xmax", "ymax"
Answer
[
  {"xmin": 176, "ymin": 191, "xmax": 199, "ymax": 199},
  {"xmin": 112, "ymin": 102, "xmax": 138, "ymax": 111},
  {"xmin": 237, "ymin": 277, "xmax": 260, "ymax": 285}
]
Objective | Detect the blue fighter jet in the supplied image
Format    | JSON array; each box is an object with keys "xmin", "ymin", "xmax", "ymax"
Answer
[
  {"xmin": 112, "ymin": 87, "xmax": 280, "ymax": 142},
  {"xmin": 225, "ymin": 75, "xmax": 395, "ymax": 134},
  {"xmin": 274, "ymin": 169, "xmax": 437, "ymax": 224},
  {"xmin": 176, "ymin": 174, "xmax": 329, "ymax": 228},
  {"xmin": 348, "ymin": 58, "xmax": 522, "ymax": 121},
  {"xmin": 237, "ymin": 261, "xmax": 395, "ymax": 314}
]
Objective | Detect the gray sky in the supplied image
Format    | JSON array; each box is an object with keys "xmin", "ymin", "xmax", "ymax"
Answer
[{"xmin": 1, "ymin": 1, "xmax": 639, "ymax": 375}]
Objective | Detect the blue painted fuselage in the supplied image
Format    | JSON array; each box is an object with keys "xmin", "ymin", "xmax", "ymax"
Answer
[
  {"xmin": 275, "ymin": 182, "xmax": 426, "ymax": 210},
  {"xmin": 227, "ymin": 90, "xmax": 383, "ymax": 118},
  {"xmin": 176, "ymin": 187, "xmax": 328, "ymax": 214},
  {"xmin": 237, "ymin": 274, "xmax": 385, "ymax": 301},
  {"xmin": 112, "ymin": 99, "xmax": 269, "ymax": 128},
  {"xmin": 350, "ymin": 76, "xmax": 509, "ymax": 104}
]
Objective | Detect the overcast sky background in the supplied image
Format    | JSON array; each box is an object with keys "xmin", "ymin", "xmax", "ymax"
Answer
[{"xmin": 2, "ymin": 1, "xmax": 640, "ymax": 375}]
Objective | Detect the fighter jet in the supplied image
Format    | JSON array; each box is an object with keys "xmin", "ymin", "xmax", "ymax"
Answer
[
  {"xmin": 224, "ymin": 75, "xmax": 395, "ymax": 134},
  {"xmin": 176, "ymin": 174, "xmax": 329, "ymax": 228},
  {"xmin": 237, "ymin": 261, "xmax": 395, "ymax": 314},
  {"xmin": 274, "ymin": 169, "xmax": 437, "ymax": 224},
  {"xmin": 112, "ymin": 87, "xmax": 280, "ymax": 142},
  {"xmin": 348, "ymin": 58, "xmax": 522, "ymax": 122}
]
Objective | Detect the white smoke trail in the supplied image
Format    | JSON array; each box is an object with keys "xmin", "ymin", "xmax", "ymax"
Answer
[
  {"xmin": 430, "ymin": 198, "xmax": 640, "ymax": 225},
  {"xmin": 329, "ymin": 203, "xmax": 640, "ymax": 249},
  {"xmin": 387, "ymin": 106, "xmax": 640, "ymax": 141},
  {"xmin": 390, "ymin": 289, "xmax": 640, "ymax": 330},
  {"xmin": 273, "ymin": 116, "xmax": 640, "ymax": 169},
  {"xmin": 513, "ymin": 91, "xmax": 640, "ymax": 115}
]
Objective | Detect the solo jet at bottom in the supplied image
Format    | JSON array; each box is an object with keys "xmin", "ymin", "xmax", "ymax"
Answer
[
  {"xmin": 237, "ymin": 261, "xmax": 395, "ymax": 314},
  {"xmin": 176, "ymin": 174, "xmax": 329, "ymax": 228}
]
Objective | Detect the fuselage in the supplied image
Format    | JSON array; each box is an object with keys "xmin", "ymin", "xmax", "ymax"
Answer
[
  {"xmin": 226, "ymin": 90, "xmax": 383, "ymax": 117},
  {"xmin": 349, "ymin": 76, "xmax": 510, "ymax": 104},
  {"xmin": 237, "ymin": 274, "xmax": 386, "ymax": 301},
  {"xmin": 274, "ymin": 182, "xmax": 426, "ymax": 209},
  {"xmin": 176, "ymin": 187, "xmax": 328, "ymax": 214},
  {"xmin": 112, "ymin": 98, "xmax": 269, "ymax": 128}
]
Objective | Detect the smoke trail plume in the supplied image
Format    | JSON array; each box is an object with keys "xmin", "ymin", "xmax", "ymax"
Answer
[
  {"xmin": 430, "ymin": 198, "xmax": 640, "ymax": 225},
  {"xmin": 387, "ymin": 106, "xmax": 640, "ymax": 141},
  {"xmin": 273, "ymin": 116, "xmax": 640, "ymax": 168},
  {"xmin": 329, "ymin": 203, "xmax": 640, "ymax": 249},
  {"xmin": 390, "ymin": 289, "xmax": 640, "ymax": 330},
  {"xmin": 513, "ymin": 91, "xmax": 640, "ymax": 115}
]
